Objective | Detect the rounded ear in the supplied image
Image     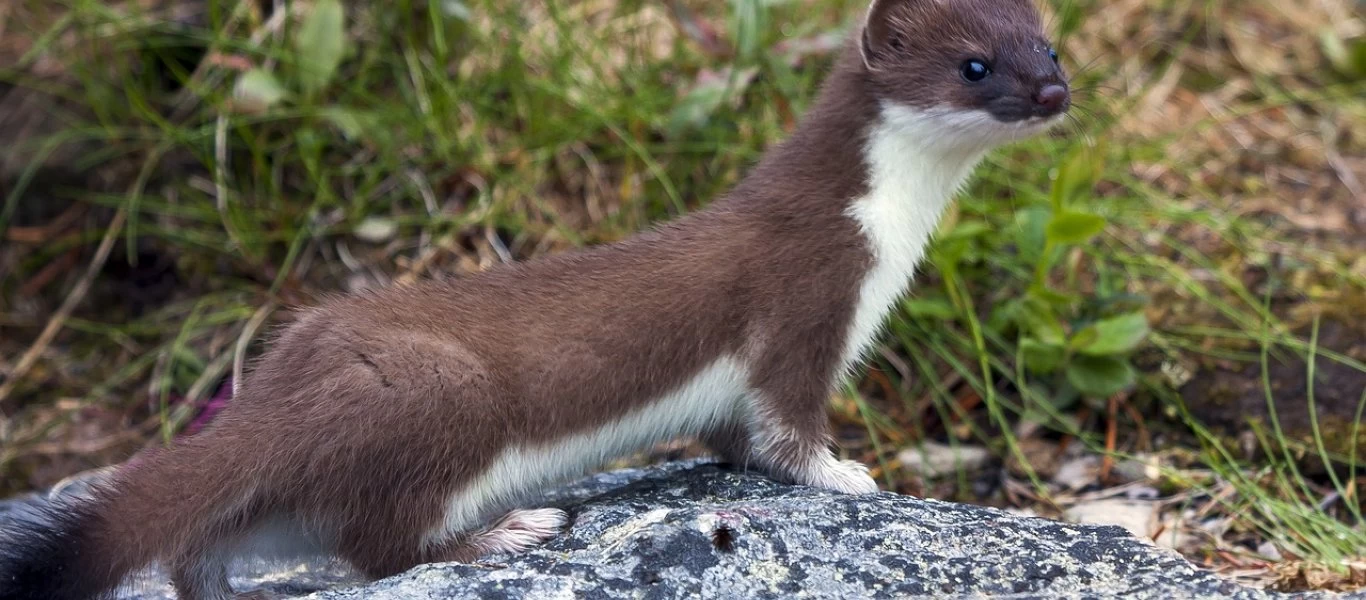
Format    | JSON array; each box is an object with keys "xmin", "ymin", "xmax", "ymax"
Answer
[{"xmin": 860, "ymin": 0, "xmax": 904, "ymax": 69}]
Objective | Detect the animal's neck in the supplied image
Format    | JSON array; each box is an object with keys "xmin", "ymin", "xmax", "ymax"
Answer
[
  {"xmin": 734, "ymin": 45, "xmax": 987, "ymax": 243},
  {"xmin": 702, "ymin": 44, "xmax": 991, "ymax": 370},
  {"xmin": 837, "ymin": 103, "xmax": 990, "ymax": 371},
  {"xmin": 852, "ymin": 103, "xmax": 989, "ymax": 275}
]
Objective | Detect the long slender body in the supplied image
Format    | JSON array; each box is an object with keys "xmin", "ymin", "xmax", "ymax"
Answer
[{"xmin": 0, "ymin": 1, "xmax": 1070, "ymax": 599}]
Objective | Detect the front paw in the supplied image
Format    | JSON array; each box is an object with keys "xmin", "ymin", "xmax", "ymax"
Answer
[{"xmin": 803, "ymin": 457, "xmax": 879, "ymax": 495}]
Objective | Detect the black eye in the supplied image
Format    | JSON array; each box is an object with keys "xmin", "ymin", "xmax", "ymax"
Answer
[
  {"xmin": 1048, "ymin": 47, "xmax": 1059, "ymax": 64},
  {"xmin": 960, "ymin": 59, "xmax": 990, "ymax": 82}
]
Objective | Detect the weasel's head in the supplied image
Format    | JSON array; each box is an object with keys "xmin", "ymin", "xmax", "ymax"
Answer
[{"xmin": 858, "ymin": 0, "xmax": 1069, "ymax": 150}]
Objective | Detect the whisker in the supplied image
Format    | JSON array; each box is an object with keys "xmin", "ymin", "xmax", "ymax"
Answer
[
  {"xmin": 1067, "ymin": 102, "xmax": 1102, "ymax": 116},
  {"xmin": 1068, "ymin": 106, "xmax": 1108, "ymax": 126},
  {"xmin": 1067, "ymin": 55, "xmax": 1107, "ymax": 80},
  {"xmin": 1069, "ymin": 84, "xmax": 1123, "ymax": 95},
  {"xmin": 1063, "ymin": 113, "xmax": 1095, "ymax": 145}
]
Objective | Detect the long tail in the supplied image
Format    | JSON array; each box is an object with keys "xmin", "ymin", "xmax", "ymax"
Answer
[{"xmin": 0, "ymin": 437, "xmax": 252, "ymax": 600}]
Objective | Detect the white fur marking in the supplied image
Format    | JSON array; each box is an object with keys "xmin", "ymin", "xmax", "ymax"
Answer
[
  {"xmin": 840, "ymin": 105, "xmax": 984, "ymax": 374},
  {"xmin": 423, "ymin": 357, "xmax": 749, "ymax": 547},
  {"xmin": 840, "ymin": 104, "xmax": 1064, "ymax": 376},
  {"xmin": 803, "ymin": 454, "xmax": 880, "ymax": 494},
  {"xmin": 471, "ymin": 508, "xmax": 568, "ymax": 555}
]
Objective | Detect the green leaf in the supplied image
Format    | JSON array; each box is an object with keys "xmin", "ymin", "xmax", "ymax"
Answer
[
  {"xmin": 1321, "ymin": 31, "xmax": 1366, "ymax": 80},
  {"xmin": 1066, "ymin": 355, "xmax": 1135, "ymax": 398},
  {"xmin": 729, "ymin": 0, "xmax": 768, "ymax": 63},
  {"xmin": 1085, "ymin": 292, "xmax": 1151, "ymax": 320},
  {"xmin": 1074, "ymin": 312, "xmax": 1150, "ymax": 356},
  {"xmin": 1067, "ymin": 326, "xmax": 1098, "ymax": 352},
  {"xmin": 1048, "ymin": 384, "xmax": 1082, "ymax": 411},
  {"xmin": 945, "ymin": 220, "xmax": 992, "ymax": 240},
  {"xmin": 1353, "ymin": 39, "xmax": 1366, "ymax": 80},
  {"xmin": 667, "ymin": 67, "xmax": 758, "ymax": 134},
  {"xmin": 1014, "ymin": 206, "xmax": 1050, "ymax": 263},
  {"xmin": 931, "ymin": 235, "xmax": 972, "ymax": 268},
  {"xmin": 986, "ymin": 302, "xmax": 1016, "ymax": 334},
  {"xmin": 321, "ymin": 107, "xmax": 380, "ymax": 142},
  {"xmin": 1027, "ymin": 283, "xmax": 1079, "ymax": 308},
  {"xmin": 903, "ymin": 296, "xmax": 956, "ymax": 320},
  {"xmin": 1017, "ymin": 297, "xmax": 1066, "ymax": 346},
  {"xmin": 1049, "ymin": 140, "xmax": 1106, "ymax": 209},
  {"xmin": 295, "ymin": 0, "xmax": 347, "ymax": 95},
  {"xmin": 1045, "ymin": 211, "xmax": 1106, "ymax": 245},
  {"xmin": 1020, "ymin": 338, "xmax": 1065, "ymax": 374},
  {"xmin": 231, "ymin": 69, "xmax": 287, "ymax": 114}
]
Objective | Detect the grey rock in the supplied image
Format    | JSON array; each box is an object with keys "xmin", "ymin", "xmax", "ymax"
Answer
[{"xmin": 0, "ymin": 460, "xmax": 1355, "ymax": 599}]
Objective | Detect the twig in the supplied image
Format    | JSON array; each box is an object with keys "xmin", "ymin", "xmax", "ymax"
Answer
[
  {"xmin": 570, "ymin": 142, "xmax": 611, "ymax": 223},
  {"xmin": 214, "ymin": 113, "xmax": 242, "ymax": 252},
  {"xmin": 0, "ymin": 208, "xmax": 127, "ymax": 421},
  {"xmin": 394, "ymin": 233, "xmax": 456, "ymax": 286},
  {"xmin": 231, "ymin": 300, "xmax": 277, "ymax": 398},
  {"xmin": 485, "ymin": 226, "xmax": 513, "ymax": 264},
  {"xmin": 876, "ymin": 347, "xmax": 915, "ymax": 388},
  {"xmin": 1100, "ymin": 393, "xmax": 1122, "ymax": 482},
  {"xmin": 185, "ymin": 344, "xmax": 236, "ymax": 408},
  {"xmin": 0, "ymin": 139, "xmax": 168, "ymax": 438},
  {"xmin": 865, "ymin": 368, "xmax": 901, "ymax": 405},
  {"xmin": 1123, "ymin": 400, "xmax": 1151, "ymax": 451},
  {"xmin": 4, "ymin": 203, "xmax": 86, "ymax": 243},
  {"xmin": 260, "ymin": 0, "xmax": 289, "ymax": 72},
  {"xmin": 18, "ymin": 247, "xmax": 82, "ymax": 297},
  {"xmin": 405, "ymin": 168, "xmax": 439, "ymax": 258},
  {"xmin": 1193, "ymin": 480, "xmax": 1238, "ymax": 520},
  {"xmin": 47, "ymin": 465, "xmax": 119, "ymax": 499}
]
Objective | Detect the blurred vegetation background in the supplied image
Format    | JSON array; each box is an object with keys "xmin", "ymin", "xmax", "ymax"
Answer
[{"xmin": 0, "ymin": 0, "xmax": 1363, "ymax": 591}]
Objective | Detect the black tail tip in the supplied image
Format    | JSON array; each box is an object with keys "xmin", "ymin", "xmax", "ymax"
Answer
[{"xmin": 0, "ymin": 495, "xmax": 112, "ymax": 600}]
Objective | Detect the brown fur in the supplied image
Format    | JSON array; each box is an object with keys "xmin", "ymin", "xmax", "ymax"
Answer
[{"xmin": 0, "ymin": 2, "xmax": 1069, "ymax": 599}]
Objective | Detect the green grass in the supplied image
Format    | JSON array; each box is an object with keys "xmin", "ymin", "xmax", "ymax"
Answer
[{"xmin": 1, "ymin": 0, "xmax": 1364, "ymax": 588}]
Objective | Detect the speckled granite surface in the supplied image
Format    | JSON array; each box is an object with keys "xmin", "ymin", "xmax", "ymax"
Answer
[{"xmin": 1, "ymin": 460, "xmax": 1354, "ymax": 599}]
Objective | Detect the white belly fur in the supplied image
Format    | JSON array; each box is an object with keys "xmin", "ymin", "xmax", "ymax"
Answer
[{"xmin": 422, "ymin": 355, "xmax": 750, "ymax": 547}]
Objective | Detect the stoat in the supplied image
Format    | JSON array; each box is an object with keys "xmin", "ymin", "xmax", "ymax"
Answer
[{"xmin": 0, "ymin": 1, "xmax": 1069, "ymax": 598}]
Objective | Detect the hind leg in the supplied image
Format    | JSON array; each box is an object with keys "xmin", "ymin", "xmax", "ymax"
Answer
[
  {"xmin": 170, "ymin": 552, "xmax": 233, "ymax": 600},
  {"xmin": 336, "ymin": 528, "xmax": 428, "ymax": 580},
  {"xmin": 429, "ymin": 508, "xmax": 569, "ymax": 563},
  {"xmin": 171, "ymin": 551, "xmax": 274, "ymax": 600}
]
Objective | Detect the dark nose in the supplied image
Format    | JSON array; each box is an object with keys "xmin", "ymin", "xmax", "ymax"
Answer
[{"xmin": 1034, "ymin": 85, "xmax": 1069, "ymax": 114}]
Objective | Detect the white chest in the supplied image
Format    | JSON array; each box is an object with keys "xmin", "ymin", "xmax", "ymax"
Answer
[{"xmin": 838, "ymin": 106, "xmax": 986, "ymax": 375}]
